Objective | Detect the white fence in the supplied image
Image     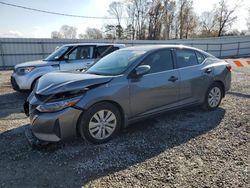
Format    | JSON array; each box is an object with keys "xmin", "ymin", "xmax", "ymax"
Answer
[{"xmin": 1, "ymin": 36, "xmax": 250, "ymax": 68}]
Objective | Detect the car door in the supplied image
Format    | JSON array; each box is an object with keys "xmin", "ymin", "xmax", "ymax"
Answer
[
  {"xmin": 174, "ymin": 48, "xmax": 213, "ymax": 104},
  {"xmin": 129, "ymin": 49, "xmax": 180, "ymax": 117},
  {"xmin": 59, "ymin": 45, "xmax": 95, "ymax": 71}
]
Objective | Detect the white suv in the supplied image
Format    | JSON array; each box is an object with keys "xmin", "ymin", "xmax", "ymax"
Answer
[{"xmin": 11, "ymin": 43, "xmax": 125, "ymax": 91}]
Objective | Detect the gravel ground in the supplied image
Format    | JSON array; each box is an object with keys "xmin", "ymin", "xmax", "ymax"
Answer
[{"xmin": 0, "ymin": 69, "xmax": 249, "ymax": 188}]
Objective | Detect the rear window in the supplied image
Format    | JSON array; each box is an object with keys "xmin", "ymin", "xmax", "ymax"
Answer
[
  {"xmin": 175, "ymin": 49, "xmax": 198, "ymax": 68},
  {"xmin": 195, "ymin": 51, "xmax": 206, "ymax": 64}
]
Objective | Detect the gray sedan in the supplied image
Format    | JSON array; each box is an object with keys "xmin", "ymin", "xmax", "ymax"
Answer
[{"xmin": 25, "ymin": 45, "xmax": 231, "ymax": 144}]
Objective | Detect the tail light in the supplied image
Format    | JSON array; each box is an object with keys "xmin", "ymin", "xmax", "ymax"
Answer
[{"xmin": 226, "ymin": 65, "xmax": 232, "ymax": 72}]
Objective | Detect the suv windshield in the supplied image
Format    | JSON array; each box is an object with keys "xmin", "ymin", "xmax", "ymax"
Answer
[
  {"xmin": 44, "ymin": 46, "xmax": 70, "ymax": 61},
  {"xmin": 86, "ymin": 50, "xmax": 146, "ymax": 75}
]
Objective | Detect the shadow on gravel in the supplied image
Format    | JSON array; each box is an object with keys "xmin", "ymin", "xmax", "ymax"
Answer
[
  {"xmin": 0, "ymin": 91, "xmax": 29, "ymax": 119},
  {"xmin": 227, "ymin": 91, "xmax": 250, "ymax": 99},
  {"xmin": 0, "ymin": 107, "xmax": 225, "ymax": 187}
]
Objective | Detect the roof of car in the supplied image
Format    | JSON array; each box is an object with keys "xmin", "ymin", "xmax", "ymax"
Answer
[
  {"xmin": 120, "ymin": 45, "xmax": 199, "ymax": 51},
  {"xmin": 119, "ymin": 44, "xmax": 214, "ymax": 57},
  {"xmin": 63, "ymin": 43, "xmax": 125, "ymax": 48}
]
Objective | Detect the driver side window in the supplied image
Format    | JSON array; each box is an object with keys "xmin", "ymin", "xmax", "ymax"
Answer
[
  {"xmin": 141, "ymin": 49, "xmax": 174, "ymax": 74},
  {"xmin": 68, "ymin": 46, "xmax": 94, "ymax": 60}
]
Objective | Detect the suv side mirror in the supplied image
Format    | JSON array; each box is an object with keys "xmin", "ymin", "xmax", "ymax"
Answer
[{"xmin": 131, "ymin": 65, "xmax": 151, "ymax": 78}]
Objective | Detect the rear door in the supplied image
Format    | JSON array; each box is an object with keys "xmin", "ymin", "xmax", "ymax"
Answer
[
  {"xmin": 129, "ymin": 49, "xmax": 180, "ymax": 116},
  {"xmin": 174, "ymin": 48, "xmax": 213, "ymax": 104},
  {"xmin": 59, "ymin": 45, "xmax": 95, "ymax": 70}
]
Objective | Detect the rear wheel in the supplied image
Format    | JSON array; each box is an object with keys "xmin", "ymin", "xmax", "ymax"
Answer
[
  {"xmin": 203, "ymin": 82, "xmax": 223, "ymax": 111},
  {"xmin": 78, "ymin": 102, "xmax": 121, "ymax": 144}
]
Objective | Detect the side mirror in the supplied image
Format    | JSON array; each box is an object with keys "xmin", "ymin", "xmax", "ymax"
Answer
[{"xmin": 132, "ymin": 65, "xmax": 151, "ymax": 78}]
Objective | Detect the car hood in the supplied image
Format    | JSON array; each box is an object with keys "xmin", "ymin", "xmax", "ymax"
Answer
[
  {"xmin": 15, "ymin": 60, "xmax": 58, "ymax": 69},
  {"xmin": 35, "ymin": 71, "xmax": 114, "ymax": 95}
]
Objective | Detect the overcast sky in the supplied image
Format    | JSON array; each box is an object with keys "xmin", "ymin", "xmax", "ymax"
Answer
[{"xmin": 0, "ymin": 0, "xmax": 249, "ymax": 38}]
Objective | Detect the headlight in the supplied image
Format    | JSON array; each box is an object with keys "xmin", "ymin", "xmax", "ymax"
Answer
[
  {"xmin": 17, "ymin": 66, "xmax": 35, "ymax": 74},
  {"xmin": 36, "ymin": 97, "xmax": 80, "ymax": 113}
]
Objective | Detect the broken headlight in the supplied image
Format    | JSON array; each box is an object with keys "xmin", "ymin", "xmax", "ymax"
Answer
[{"xmin": 36, "ymin": 97, "xmax": 81, "ymax": 113}]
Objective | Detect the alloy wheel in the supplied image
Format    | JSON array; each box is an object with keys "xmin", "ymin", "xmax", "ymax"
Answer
[
  {"xmin": 208, "ymin": 87, "xmax": 221, "ymax": 108},
  {"xmin": 88, "ymin": 110, "xmax": 117, "ymax": 140}
]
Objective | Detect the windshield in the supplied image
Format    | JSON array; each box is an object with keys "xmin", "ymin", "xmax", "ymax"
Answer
[
  {"xmin": 44, "ymin": 46, "xmax": 70, "ymax": 61},
  {"xmin": 86, "ymin": 50, "xmax": 146, "ymax": 75}
]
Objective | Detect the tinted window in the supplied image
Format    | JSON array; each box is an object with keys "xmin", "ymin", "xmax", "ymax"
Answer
[
  {"xmin": 96, "ymin": 46, "xmax": 119, "ymax": 58},
  {"xmin": 195, "ymin": 51, "xmax": 205, "ymax": 64},
  {"xmin": 96, "ymin": 46, "xmax": 112, "ymax": 57},
  {"xmin": 68, "ymin": 46, "xmax": 94, "ymax": 60},
  {"xmin": 107, "ymin": 47, "xmax": 119, "ymax": 54},
  {"xmin": 176, "ymin": 49, "xmax": 198, "ymax": 68},
  {"xmin": 141, "ymin": 49, "xmax": 173, "ymax": 74}
]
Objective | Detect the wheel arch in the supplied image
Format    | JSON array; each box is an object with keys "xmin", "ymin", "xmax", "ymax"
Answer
[
  {"xmin": 213, "ymin": 80, "xmax": 225, "ymax": 97},
  {"xmin": 76, "ymin": 100, "xmax": 126, "ymax": 136},
  {"xmin": 31, "ymin": 76, "xmax": 41, "ymax": 90}
]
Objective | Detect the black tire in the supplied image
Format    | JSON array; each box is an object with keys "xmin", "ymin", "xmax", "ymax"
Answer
[
  {"xmin": 78, "ymin": 102, "xmax": 122, "ymax": 144},
  {"xmin": 202, "ymin": 82, "xmax": 223, "ymax": 111}
]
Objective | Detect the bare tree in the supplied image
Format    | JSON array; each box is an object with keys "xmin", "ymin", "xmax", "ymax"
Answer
[
  {"xmin": 84, "ymin": 28, "xmax": 103, "ymax": 39},
  {"xmin": 108, "ymin": 2, "xmax": 123, "ymax": 26},
  {"xmin": 162, "ymin": 0, "xmax": 176, "ymax": 40},
  {"xmin": 183, "ymin": 4, "xmax": 198, "ymax": 38},
  {"xmin": 51, "ymin": 31, "xmax": 62, "ymax": 39},
  {"xmin": 108, "ymin": 1, "xmax": 124, "ymax": 39},
  {"xmin": 214, "ymin": 0, "xmax": 239, "ymax": 37},
  {"xmin": 126, "ymin": 0, "xmax": 150, "ymax": 40},
  {"xmin": 125, "ymin": 1, "xmax": 136, "ymax": 40},
  {"xmin": 148, "ymin": 0, "xmax": 164, "ymax": 40},
  {"xmin": 51, "ymin": 25, "xmax": 77, "ymax": 39},
  {"xmin": 104, "ymin": 24, "xmax": 116, "ymax": 39},
  {"xmin": 199, "ymin": 11, "xmax": 218, "ymax": 37},
  {"xmin": 134, "ymin": 0, "xmax": 150, "ymax": 40},
  {"xmin": 174, "ymin": 0, "xmax": 197, "ymax": 39},
  {"xmin": 178, "ymin": 0, "xmax": 187, "ymax": 39},
  {"xmin": 103, "ymin": 0, "xmax": 242, "ymax": 40},
  {"xmin": 224, "ymin": 29, "xmax": 240, "ymax": 36},
  {"xmin": 59, "ymin": 25, "xmax": 77, "ymax": 39}
]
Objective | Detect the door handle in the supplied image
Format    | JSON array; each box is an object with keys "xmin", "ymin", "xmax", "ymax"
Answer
[
  {"xmin": 168, "ymin": 76, "xmax": 178, "ymax": 82},
  {"xmin": 205, "ymin": 68, "xmax": 212, "ymax": 74}
]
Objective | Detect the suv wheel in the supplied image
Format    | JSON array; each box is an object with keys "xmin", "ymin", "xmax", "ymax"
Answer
[
  {"xmin": 203, "ymin": 82, "xmax": 223, "ymax": 111},
  {"xmin": 78, "ymin": 102, "xmax": 121, "ymax": 144}
]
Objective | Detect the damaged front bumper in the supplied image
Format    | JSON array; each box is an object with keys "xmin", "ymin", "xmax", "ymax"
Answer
[
  {"xmin": 25, "ymin": 101, "xmax": 82, "ymax": 142},
  {"xmin": 25, "ymin": 125, "xmax": 49, "ymax": 148}
]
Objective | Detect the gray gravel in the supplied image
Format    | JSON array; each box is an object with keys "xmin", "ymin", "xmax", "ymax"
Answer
[{"xmin": 0, "ymin": 69, "xmax": 249, "ymax": 188}]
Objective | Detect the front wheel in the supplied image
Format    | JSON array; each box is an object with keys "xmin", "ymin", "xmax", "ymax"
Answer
[
  {"xmin": 78, "ymin": 102, "xmax": 121, "ymax": 144},
  {"xmin": 203, "ymin": 83, "xmax": 223, "ymax": 111}
]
